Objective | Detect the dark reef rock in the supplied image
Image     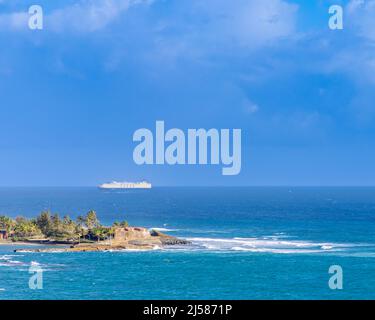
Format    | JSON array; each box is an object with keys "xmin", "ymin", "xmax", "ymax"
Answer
[
  {"xmin": 159, "ymin": 238, "xmax": 191, "ymax": 245},
  {"xmin": 150, "ymin": 229, "xmax": 191, "ymax": 245}
]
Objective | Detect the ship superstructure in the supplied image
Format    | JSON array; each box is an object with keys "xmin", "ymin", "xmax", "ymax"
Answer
[{"xmin": 99, "ymin": 181, "xmax": 152, "ymax": 189}]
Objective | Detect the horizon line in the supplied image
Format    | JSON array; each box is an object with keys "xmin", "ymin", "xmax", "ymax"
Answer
[{"xmin": 0, "ymin": 185, "xmax": 374, "ymax": 188}]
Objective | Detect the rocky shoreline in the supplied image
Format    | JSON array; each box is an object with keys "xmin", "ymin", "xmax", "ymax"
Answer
[{"xmin": 13, "ymin": 228, "xmax": 191, "ymax": 253}]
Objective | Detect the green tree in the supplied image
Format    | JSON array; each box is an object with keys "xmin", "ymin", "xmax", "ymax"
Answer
[
  {"xmin": 85, "ymin": 210, "xmax": 100, "ymax": 229},
  {"xmin": 113, "ymin": 221, "xmax": 120, "ymax": 227},
  {"xmin": 62, "ymin": 215, "xmax": 79, "ymax": 240},
  {"xmin": 89, "ymin": 226, "xmax": 114, "ymax": 242},
  {"xmin": 36, "ymin": 211, "xmax": 52, "ymax": 236},
  {"xmin": 76, "ymin": 215, "xmax": 85, "ymax": 227},
  {"xmin": 112, "ymin": 220, "xmax": 128, "ymax": 228},
  {"xmin": 0, "ymin": 215, "xmax": 15, "ymax": 232},
  {"xmin": 75, "ymin": 215, "xmax": 88, "ymax": 240},
  {"xmin": 120, "ymin": 220, "xmax": 129, "ymax": 228},
  {"xmin": 13, "ymin": 216, "xmax": 42, "ymax": 238},
  {"xmin": 90, "ymin": 227, "xmax": 105, "ymax": 242}
]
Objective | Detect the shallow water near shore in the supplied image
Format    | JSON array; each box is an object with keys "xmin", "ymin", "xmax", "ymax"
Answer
[{"xmin": 0, "ymin": 187, "xmax": 374, "ymax": 299}]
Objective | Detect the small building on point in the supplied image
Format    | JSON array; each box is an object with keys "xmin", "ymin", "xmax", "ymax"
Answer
[{"xmin": 0, "ymin": 229, "xmax": 8, "ymax": 240}]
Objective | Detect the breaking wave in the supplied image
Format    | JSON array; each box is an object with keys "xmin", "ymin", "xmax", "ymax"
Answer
[
  {"xmin": 0, "ymin": 255, "xmax": 28, "ymax": 267},
  {"xmin": 0, "ymin": 255, "xmax": 66, "ymax": 269},
  {"xmin": 183, "ymin": 236, "xmax": 371, "ymax": 254},
  {"xmin": 149, "ymin": 227, "xmax": 179, "ymax": 232}
]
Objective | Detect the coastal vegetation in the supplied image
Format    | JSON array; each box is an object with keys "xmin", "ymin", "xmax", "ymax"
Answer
[
  {"xmin": 1, "ymin": 211, "xmax": 190, "ymax": 253},
  {"xmin": 0, "ymin": 211, "xmax": 128, "ymax": 242}
]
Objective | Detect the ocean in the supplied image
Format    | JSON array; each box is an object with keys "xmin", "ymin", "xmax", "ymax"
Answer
[{"xmin": 0, "ymin": 187, "xmax": 374, "ymax": 299}]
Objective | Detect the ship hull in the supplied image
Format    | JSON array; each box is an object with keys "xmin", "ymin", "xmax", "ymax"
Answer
[
  {"xmin": 98, "ymin": 182, "xmax": 152, "ymax": 189},
  {"xmin": 98, "ymin": 186, "xmax": 152, "ymax": 189}
]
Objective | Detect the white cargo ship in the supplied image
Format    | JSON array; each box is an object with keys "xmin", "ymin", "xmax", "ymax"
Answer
[{"xmin": 99, "ymin": 181, "xmax": 152, "ymax": 189}]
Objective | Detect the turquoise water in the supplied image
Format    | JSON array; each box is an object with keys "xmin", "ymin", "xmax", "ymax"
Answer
[{"xmin": 0, "ymin": 187, "xmax": 374, "ymax": 299}]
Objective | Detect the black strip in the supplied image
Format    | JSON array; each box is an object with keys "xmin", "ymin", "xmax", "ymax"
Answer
[{"xmin": 0, "ymin": 300, "xmax": 373, "ymax": 319}]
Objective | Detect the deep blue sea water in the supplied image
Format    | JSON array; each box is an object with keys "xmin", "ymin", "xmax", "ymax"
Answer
[{"xmin": 0, "ymin": 187, "xmax": 374, "ymax": 300}]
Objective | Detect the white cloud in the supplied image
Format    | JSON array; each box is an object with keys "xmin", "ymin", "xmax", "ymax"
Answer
[
  {"xmin": 47, "ymin": 0, "xmax": 131, "ymax": 33},
  {"xmin": 347, "ymin": 0, "xmax": 365, "ymax": 13},
  {"xmin": 243, "ymin": 99, "xmax": 259, "ymax": 115},
  {"xmin": 347, "ymin": 0, "xmax": 375, "ymax": 41},
  {"xmin": 186, "ymin": 0, "xmax": 299, "ymax": 49},
  {"xmin": 225, "ymin": 0, "xmax": 299, "ymax": 47},
  {"xmin": 0, "ymin": 0, "xmax": 152, "ymax": 33},
  {"xmin": 144, "ymin": 0, "xmax": 299, "ymax": 68},
  {"xmin": 0, "ymin": 11, "xmax": 28, "ymax": 31},
  {"xmin": 322, "ymin": 1, "xmax": 375, "ymax": 86},
  {"xmin": 328, "ymin": 49, "xmax": 375, "ymax": 84},
  {"xmin": 0, "ymin": 0, "xmax": 298, "ymax": 51}
]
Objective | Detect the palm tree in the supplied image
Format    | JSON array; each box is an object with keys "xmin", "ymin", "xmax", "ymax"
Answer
[
  {"xmin": 76, "ymin": 215, "xmax": 87, "ymax": 241},
  {"xmin": 0, "ymin": 215, "xmax": 15, "ymax": 233}
]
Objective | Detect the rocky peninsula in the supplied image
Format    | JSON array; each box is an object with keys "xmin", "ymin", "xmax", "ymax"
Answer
[
  {"xmin": 13, "ymin": 228, "xmax": 190, "ymax": 253},
  {"xmin": 0, "ymin": 211, "xmax": 190, "ymax": 253}
]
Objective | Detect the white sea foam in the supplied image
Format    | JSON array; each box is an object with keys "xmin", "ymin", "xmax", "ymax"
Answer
[
  {"xmin": 0, "ymin": 259, "xmax": 28, "ymax": 267},
  {"xmin": 0, "ymin": 255, "xmax": 66, "ymax": 270},
  {"xmin": 230, "ymin": 247, "xmax": 326, "ymax": 254},
  {"xmin": 0, "ymin": 254, "xmax": 24, "ymax": 260},
  {"xmin": 321, "ymin": 245, "xmax": 333, "ymax": 250},
  {"xmin": 184, "ymin": 236, "xmax": 361, "ymax": 254},
  {"xmin": 149, "ymin": 227, "xmax": 179, "ymax": 232}
]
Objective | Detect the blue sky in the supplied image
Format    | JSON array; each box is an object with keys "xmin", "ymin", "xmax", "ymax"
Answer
[{"xmin": 0, "ymin": 0, "xmax": 375, "ymax": 186}]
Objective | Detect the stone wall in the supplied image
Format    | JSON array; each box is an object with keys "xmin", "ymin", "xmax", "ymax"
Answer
[{"xmin": 113, "ymin": 227, "xmax": 151, "ymax": 243}]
